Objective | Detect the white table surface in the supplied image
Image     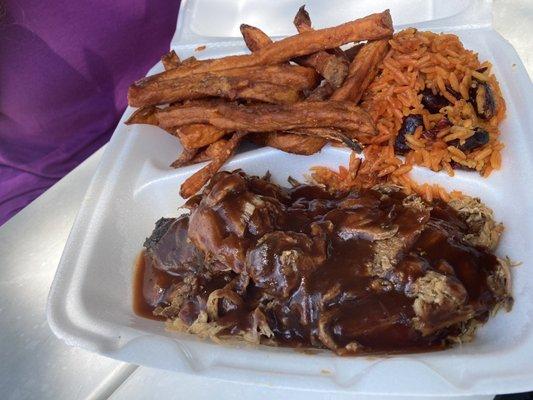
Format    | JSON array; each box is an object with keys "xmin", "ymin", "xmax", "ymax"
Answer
[{"xmin": 1, "ymin": 1, "xmax": 531, "ymax": 398}]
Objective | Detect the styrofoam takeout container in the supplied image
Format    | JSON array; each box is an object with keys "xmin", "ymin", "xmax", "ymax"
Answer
[{"xmin": 47, "ymin": 0, "xmax": 533, "ymax": 395}]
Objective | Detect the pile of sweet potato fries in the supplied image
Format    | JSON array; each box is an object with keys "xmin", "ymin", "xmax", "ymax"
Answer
[{"xmin": 126, "ymin": 7, "xmax": 393, "ymax": 198}]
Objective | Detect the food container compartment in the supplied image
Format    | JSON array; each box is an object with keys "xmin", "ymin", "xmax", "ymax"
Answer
[{"xmin": 48, "ymin": 0, "xmax": 533, "ymax": 395}]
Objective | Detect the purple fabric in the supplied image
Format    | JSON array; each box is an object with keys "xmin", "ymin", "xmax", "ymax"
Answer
[{"xmin": 0, "ymin": 1, "xmax": 180, "ymax": 226}]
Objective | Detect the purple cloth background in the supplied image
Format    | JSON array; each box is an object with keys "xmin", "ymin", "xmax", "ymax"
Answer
[{"xmin": 0, "ymin": 1, "xmax": 180, "ymax": 226}]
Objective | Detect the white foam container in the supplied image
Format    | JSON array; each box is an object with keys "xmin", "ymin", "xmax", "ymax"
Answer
[{"xmin": 47, "ymin": 0, "xmax": 533, "ymax": 395}]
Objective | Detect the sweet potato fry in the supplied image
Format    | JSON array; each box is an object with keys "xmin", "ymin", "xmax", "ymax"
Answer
[
  {"xmin": 131, "ymin": 10, "xmax": 392, "ymax": 84},
  {"xmin": 293, "ymin": 5, "xmax": 312, "ymax": 32},
  {"xmin": 126, "ymin": 103, "xmax": 229, "ymax": 150},
  {"xmin": 189, "ymin": 148, "xmax": 211, "ymax": 165},
  {"xmin": 176, "ymin": 124, "xmax": 229, "ymax": 149},
  {"xmin": 240, "ymin": 24, "xmax": 272, "ymax": 52},
  {"xmin": 258, "ymin": 9, "xmax": 393, "ymax": 62},
  {"xmin": 125, "ymin": 106, "xmax": 158, "ymax": 126},
  {"xmin": 189, "ymin": 138, "xmax": 233, "ymax": 165},
  {"xmin": 290, "ymin": 128, "xmax": 362, "ymax": 152},
  {"xmin": 161, "ymin": 50, "xmax": 181, "ymax": 70},
  {"xmin": 155, "ymin": 101, "xmax": 375, "ymax": 142},
  {"xmin": 171, "ymin": 137, "xmax": 234, "ymax": 168},
  {"xmin": 170, "ymin": 146, "xmax": 199, "ymax": 168},
  {"xmin": 293, "ymin": 5, "xmax": 351, "ymax": 60},
  {"xmin": 292, "ymin": 5, "xmax": 350, "ymax": 88},
  {"xmin": 331, "ymin": 39, "xmax": 389, "ymax": 103},
  {"xmin": 252, "ymin": 132, "xmax": 326, "ymax": 155},
  {"xmin": 158, "ymin": 100, "xmax": 232, "ymax": 149},
  {"xmin": 128, "ymin": 64, "xmax": 318, "ymax": 106},
  {"xmin": 273, "ymin": 81, "xmax": 333, "ymax": 153},
  {"xmin": 139, "ymin": 64, "xmax": 318, "ymax": 95},
  {"xmin": 134, "ymin": 80, "xmax": 301, "ymax": 107},
  {"xmin": 180, "ymin": 132, "xmax": 247, "ymax": 198}
]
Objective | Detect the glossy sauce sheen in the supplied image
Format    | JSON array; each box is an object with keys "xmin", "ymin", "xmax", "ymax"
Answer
[
  {"xmin": 133, "ymin": 171, "xmax": 500, "ymax": 354},
  {"xmin": 133, "ymin": 254, "xmax": 167, "ymax": 321}
]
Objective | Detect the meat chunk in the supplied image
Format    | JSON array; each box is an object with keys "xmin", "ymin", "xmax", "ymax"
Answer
[
  {"xmin": 408, "ymin": 271, "xmax": 470, "ymax": 336},
  {"xmin": 318, "ymin": 292, "xmax": 416, "ymax": 354},
  {"xmin": 188, "ymin": 171, "xmax": 285, "ymax": 272},
  {"xmin": 326, "ymin": 208, "xmax": 399, "ymax": 241},
  {"xmin": 144, "ymin": 216, "xmax": 203, "ymax": 275},
  {"xmin": 246, "ymin": 231, "xmax": 326, "ymax": 298},
  {"xmin": 448, "ymin": 196, "xmax": 503, "ymax": 250}
]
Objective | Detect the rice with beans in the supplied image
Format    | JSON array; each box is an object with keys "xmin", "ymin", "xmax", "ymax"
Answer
[{"xmin": 360, "ymin": 28, "xmax": 506, "ymax": 178}]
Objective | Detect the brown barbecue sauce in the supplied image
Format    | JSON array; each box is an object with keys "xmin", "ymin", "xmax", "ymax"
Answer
[{"xmin": 133, "ymin": 252, "xmax": 173, "ymax": 321}]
